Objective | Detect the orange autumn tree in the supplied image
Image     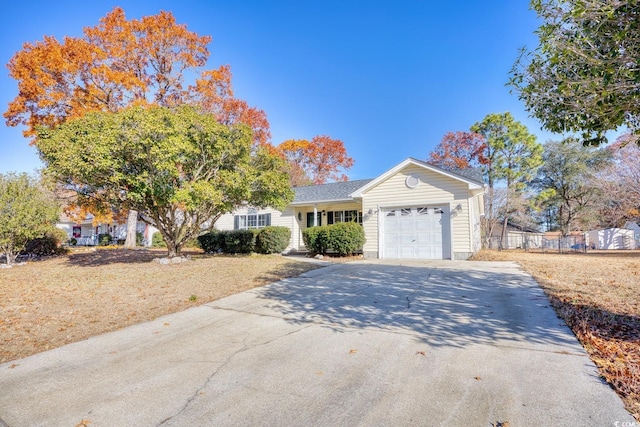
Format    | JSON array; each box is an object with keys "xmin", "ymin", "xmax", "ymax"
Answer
[
  {"xmin": 190, "ymin": 66, "xmax": 271, "ymax": 146},
  {"xmin": 428, "ymin": 131, "xmax": 488, "ymax": 169},
  {"xmin": 278, "ymin": 136, "xmax": 354, "ymax": 186},
  {"xmin": 5, "ymin": 7, "xmax": 270, "ymax": 247}
]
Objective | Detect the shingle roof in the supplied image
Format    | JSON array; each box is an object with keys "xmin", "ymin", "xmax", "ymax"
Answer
[
  {"xmin": 445, "ymin": 167, "xmax": 484, "ymax": 184},
  {"xmin": 292, "ymin": 179, "xmax": 374, "ymax": 204},
  {"xmin": 408, "ymin": 158, "xmax": 484, "ymax": 185}
]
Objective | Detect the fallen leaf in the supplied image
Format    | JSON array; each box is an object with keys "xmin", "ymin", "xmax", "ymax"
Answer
[
  {"xmin": 349, "ymin": 349, "xmax": 357, "ymax": 354},
  {"xmin": 474, "ymin": 376, "xmax": 482, "ymax": 381},
  {"xmin": 163, "ymin": 322, "xmax": 170, "ymax": 327},
  {"xmin": 9, "ymin": 364, "xmax": 18, "ymax": 369},
  {"xmin": 75, "ymin": 420, "xmax": 91, "ymax": 427},
  {"xmin": 416, "ymin": 351, "xmax": 426, "ymax": 356}
]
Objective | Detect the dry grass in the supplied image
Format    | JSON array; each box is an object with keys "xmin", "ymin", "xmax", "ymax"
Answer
[
  {"xmin": 472, "ymin": 249, "xmax": 640, "ymax": 420},
  {"xmin": 0, "ymin": 248, "xmax": 320, "ymax": 364}
]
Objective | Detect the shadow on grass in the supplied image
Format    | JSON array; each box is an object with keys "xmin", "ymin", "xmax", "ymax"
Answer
[
  {"xmin": 64, "ymin": 248, "xmax": 204, "ymax": 266},
  {"xmin": 255, "ymin": 260, "xmax": 323, "ymax": 284}
]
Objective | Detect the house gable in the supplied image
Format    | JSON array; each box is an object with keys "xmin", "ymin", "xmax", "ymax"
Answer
[
  {"xmin": 350, "ymin": 158, "xmax": 483, "ymax": 198},
  {"xmin": 356, "ymin": 159, "xmax": 484, "ymax": 260}
]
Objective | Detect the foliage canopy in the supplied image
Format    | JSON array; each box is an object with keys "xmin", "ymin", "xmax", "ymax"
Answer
[
  {"xmin": 278, "ymin": 136, "xmax": 354, "ymax": 186},
  {"xmin": 510, "ymin": 0, "xmax": 640, "ymax": 145},
  {"xmin": 532, "ymin": 138, "xmax": 612, "ymax": 234},
  {"xmin": 36, "ymin": 105, "xmax": 293, "ymax": 257},
  {"xmin": 0, "ymin": 173, "xmax": 60, "ymax": 265},
  {"xmin": 428, "ymin": 131, "xmax": 488, "ymax": 169}
]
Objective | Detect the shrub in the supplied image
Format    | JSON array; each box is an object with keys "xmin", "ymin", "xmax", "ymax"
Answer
[
  {"xmin": 98, "ymin": 233, "xmax": 113, "ymax": 246},
  {"xmin": 326, "ymin": 222, "xmax": 365, "ymax": 256},
  {"xmin": 302, "ymin": 226, "xmax": 329, "ymax": 255},
  {"xmin": 256, "ymin": 226, "xmax": 291, "ymax": 254},
  {"xmin": 183, "ymin": 236, "xmax": 201, "ymax": 249},
  {"xmin": 198, "ymin": 231, "xmax": 226, "ymax": 253},
  {"xmin": 152, "ymin": 232, "xmax": 167, "ymax": 248},
  {"xmin": 23, "ymin": 228, "xmax": 69, "ymax": 256},
  {"xmin": 224, "ymin": 229, "xmax": 258, "ymax": 253}
]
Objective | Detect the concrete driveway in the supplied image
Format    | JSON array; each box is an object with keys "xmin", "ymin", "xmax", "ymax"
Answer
[{"xmin": 0, "ymin": 260, "xmax": 634, "ymax": 426}]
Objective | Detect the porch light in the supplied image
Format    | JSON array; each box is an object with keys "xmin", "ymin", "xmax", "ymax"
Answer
[{"xmin": 297, "ymin": 212, "xmax": 302, "ymax": 221}]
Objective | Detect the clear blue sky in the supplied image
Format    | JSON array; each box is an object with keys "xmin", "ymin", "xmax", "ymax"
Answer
[{"xmin": 0, "ymin": 0, "xmax": 559, "ymax": 180}]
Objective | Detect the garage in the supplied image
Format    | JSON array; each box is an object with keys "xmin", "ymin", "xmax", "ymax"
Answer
[{"xmin": 382, "ymin": 206, "xmax": 445, "ymax": 259}]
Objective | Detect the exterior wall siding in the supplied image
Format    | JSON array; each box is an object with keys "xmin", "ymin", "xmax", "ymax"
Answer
[{"xmin": 361, "ymin": 165, "xmax": 473, "ymax": 259}]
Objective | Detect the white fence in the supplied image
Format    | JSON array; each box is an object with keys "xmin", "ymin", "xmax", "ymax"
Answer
[{"xmin": 486, "ymin": 232, "xmax": 543, "ymax": 250}]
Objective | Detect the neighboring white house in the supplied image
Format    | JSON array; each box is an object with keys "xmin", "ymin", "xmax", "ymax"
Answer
[
  {"xmin": 215, "ymin": 158, "xmax": 485, "ymax": 260},
  {"xmin": 623, "ymin": 221, "xmax": 640, "ymax": 249},
  {"xmin": 487, "ymin": 221, "xmax": 544, "ymax": 250},
  {"xmin": 586, "ymin": 228, "xmax": 635, "ymax": 250},
  {"xmin": 56, "ymin": 213, "xmax": 159, "ymax": 247}
]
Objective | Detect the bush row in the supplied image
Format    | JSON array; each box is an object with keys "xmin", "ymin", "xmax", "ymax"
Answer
[
  {"xmin": 302, "ymin": 222, "xmax": 365, "ymax": 256},
  {"xmin": 198, "ymin": 226, "xmax": 291, "ymax": 254}
]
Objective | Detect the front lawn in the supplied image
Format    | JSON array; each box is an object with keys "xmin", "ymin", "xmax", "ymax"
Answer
[
  {"xmin": 472, "ymin": 249, "xmax": 640, "ymax": 420},
  {"xmin": 0, "ymin": 248, "xmax": 320, "ymax": 363}
]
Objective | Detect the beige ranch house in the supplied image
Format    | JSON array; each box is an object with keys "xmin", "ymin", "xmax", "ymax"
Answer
[{"xmin": 215, "ymin": 158, "xmax": 485, "ymax": 260}]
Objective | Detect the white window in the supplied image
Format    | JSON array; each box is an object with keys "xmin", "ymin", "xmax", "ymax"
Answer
[
  {"xmin": 327, "ymin": 210, "xmax": 362, "ymax": 225},
  {"xmin": 234, "ymin": 212, "xmax": 271, "ymax": 229}
]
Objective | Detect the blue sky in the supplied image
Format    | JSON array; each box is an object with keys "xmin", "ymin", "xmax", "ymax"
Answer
[{"xmin": 0, "ymin": 1, "xmax": 559, "ymax": 180}]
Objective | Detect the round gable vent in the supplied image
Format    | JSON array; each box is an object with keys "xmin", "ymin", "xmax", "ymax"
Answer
[{"xmin": 405, "ymin": 175, "xmax": 419, "ymax": 189}]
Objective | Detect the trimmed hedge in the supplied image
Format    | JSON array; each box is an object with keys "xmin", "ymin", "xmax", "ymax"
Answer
[
  {"xmin": 326, "ymin": 222, "xmax": 365, "ymax": 256},
  {"xmin": 198, "ymin": 231, "xmax": 226, "ymax": 253},
  {"xmin": 224, "ymin": 229, "xmax": 258, "ymax": 253},
  {"xmin": 302, "ymin": 222, "xmax": 365, "ymax": 256},
  {"xmin": 256, "ymin": 226, "xmax": 291, "ymax": 254},
  {"xmin": 198, "ymin": 227, "xmax": 291, "ymax": 254},
  {"xmin": 302, "ymin": 226, "xmax": 329, "ymax": 255}
]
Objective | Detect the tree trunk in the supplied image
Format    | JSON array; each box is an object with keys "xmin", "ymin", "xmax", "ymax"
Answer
[
  {"xmin": 483, "ymin": 184, "xmax": 495, "ymax": 248},
  {"xmin": 4, "ymin": 247, "xmax": 14, "ymax": 266},
  {"xmin": 500, "ymin": 216, "xmax": 509, "ymax": 250},
  {"xmin": 167, "ymin": 240, "xmax": 178, "ymax": 258},
  {"xmin": 124, "ymin": 210, "xmax": 138, "ymax": 249}
]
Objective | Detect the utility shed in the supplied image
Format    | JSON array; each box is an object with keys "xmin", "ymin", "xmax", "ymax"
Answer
[
  {"xmin": 623, "ymin": 221, "xmax": 640, "ymax": 249},
  {"xmin": 586, "ymin": 228, "xmax": 635, "ymax": 250}
]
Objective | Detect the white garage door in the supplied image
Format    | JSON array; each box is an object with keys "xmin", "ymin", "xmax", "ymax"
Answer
[{"xmin": 383, "ymin": 207, "xmax": 444, "ymax": 259}]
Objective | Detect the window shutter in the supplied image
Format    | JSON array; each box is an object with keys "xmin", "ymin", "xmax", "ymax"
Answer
[
  {"xmin": 234, "ymin": 216, "xmax": 239, "ymax": 230},
  {"xmin": 265, "ymin": 213, "xmax": 271, "ymax": 226}
]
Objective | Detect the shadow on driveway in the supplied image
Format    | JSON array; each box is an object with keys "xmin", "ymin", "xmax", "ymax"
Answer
[{"xmin": 255, "ymin": 261, "xmax": 578, "ymax": 349}]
